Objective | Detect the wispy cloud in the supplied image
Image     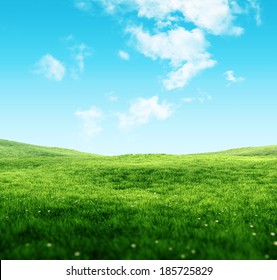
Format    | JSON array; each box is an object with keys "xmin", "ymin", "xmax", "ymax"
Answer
[
  {"xmin": 118, "ymin": 96, "xmax": 172, "ymax": 129},
  {"xmin": 248, "ymin": 0, "xmax": 262, "ymax": 25},
  {"xmin": 183, "ymin": 97, "xmax": 194, "ymax": 103},
  {"xmin": 75, "ymin": 107, "xmax": 103, "ymax": 137},
  {"xmin": 118, "ymin": 50, "xmax": 130, "ymax": 61},
  {"xmin": 70, "ymin": 43, "xmax": 91, "ymax": 78},
  {"xmin": 106, "ymin": 91, "xmax": 118, "ymax": 102},
  {"xmin": 74, "ymin": 0, "xmax": 92, "ymax": 11},
  {"xmin": 182, "ymin": 90, "xmax": 212, "ymax": 104},
  {"xmin": 224, "ymin": 70, "xmax": 245, "ymax": 85},
  {"xmin": 34, "ymin": 54, "xmax": 65, "ymax": 81}
]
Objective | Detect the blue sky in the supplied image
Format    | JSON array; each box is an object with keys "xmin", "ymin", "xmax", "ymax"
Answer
[{"xmin": 0, "ymin": 0, "xmax": 276, "ymax": 155}]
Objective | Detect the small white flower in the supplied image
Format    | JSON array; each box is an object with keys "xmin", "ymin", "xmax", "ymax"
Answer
[
  {"xmin": 249, "ymin": 225, "xmax": 254, "ymax": 228},
  {"xmin": 180, "ymin": 254, "xmax": 185, "ymax": 259},
  {"xmin": 270, "ymin": 232, "xmax": 275, "ymax": 236},
  {"xmin": 191, "ymin": 249, "xmax": 196, "ymax": 254},
  {"xmin": 48, "ymin": 210, "xmax": 51, "ymax": 213},
  {"xmin": 273, "ymin": 241, "xmax": 277, "ymax": 246},
  {"xmin": 131, "ymin": 243, "xmax": 136, "ymax": 249},
  {"xmin": 252, "ymin": 232, "xmax": 256, "ymax": 236},
  {"xmin": 204, "ymin": 224, "xmax": 208, "ymax": 227},
  {"xmin": 215, "ymin": 220, "xmax": 219, "ymax": 223},
  {"xmin": 155, "ymin": 240, "xmax": 159, "ymax": 244},
  {"xmin": 46, "ymin": 243, "xmax": 52, "ymax": 247},
  {"xmin": 74, "ymin": 251, "xmax": 81, "ymax": 257}
]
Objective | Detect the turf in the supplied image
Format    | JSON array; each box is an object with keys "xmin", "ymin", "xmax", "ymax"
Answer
[{"xmin": 0, "ymin": 139, "xmax": 276, "ymax": 260}]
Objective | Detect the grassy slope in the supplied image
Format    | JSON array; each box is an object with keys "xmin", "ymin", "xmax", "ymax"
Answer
[
  {"xmin": 0, "ymin": 139, "xmax": 89, "ymax": 157},
  {"xmin": 215, "ymin": 145, "xmax": 277, "ymax": 157},
  {"xmin": 0, "ymin": 140, "xmax": 276, "ymax": 260}
]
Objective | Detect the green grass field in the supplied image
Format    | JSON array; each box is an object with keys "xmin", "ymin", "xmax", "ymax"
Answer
[{"xmin": 0, "ymin": 139, "xmax": 276, "ymax": 260}]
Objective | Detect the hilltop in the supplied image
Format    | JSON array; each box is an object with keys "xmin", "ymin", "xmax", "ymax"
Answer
[
  {"xmin": 215, "ymin": 145, "xmax": 277, "ymax": 157},
  {"xmin": 0, "ymin": 139, "xmax": 88, "ymax": 157},
  {"xmin": 0, "ymin": 139, "xmax": 276, "ymax": 158}
]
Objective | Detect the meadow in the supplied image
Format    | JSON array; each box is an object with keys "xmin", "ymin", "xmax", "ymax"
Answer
[{"xmin": 0, "ymin": 139, "xmax": 276, "ymax": 260}]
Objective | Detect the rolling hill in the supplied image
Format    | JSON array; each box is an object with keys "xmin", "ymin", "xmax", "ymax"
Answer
[
  {"xmin": 1, "ymin": 138, "xmax": 276, "ymax": 158},
  {"xmin": 0, "ymin": 139, "xmax": 88, "ymax": 157},
  {"xmin": 216, "ymin": 145, "xmax": 277, "ymax": 157},
  {"xmin": 0, "ymin": 139, "xmax": 276, "ymax": 260}
]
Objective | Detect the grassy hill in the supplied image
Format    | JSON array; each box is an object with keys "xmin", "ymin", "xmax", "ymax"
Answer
[
  {"xmin": 215, "ymin": 145, "xmax": 277, "ymax": 157},
  {"xmin": 0, "ymin": 139, "xmax": 88, "ymax": 157},
  {"xmin": 0, "ymin": 140, "xmax": 276, "ymax": 260}
]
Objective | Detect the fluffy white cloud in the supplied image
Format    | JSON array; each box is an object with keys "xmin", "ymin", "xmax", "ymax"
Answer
[
  {"xmin": 128, "ymin": 26, "xmax": 216, "ymax": 90},
  {"xmin": 224, "ymin": 70, "xmax": 245, "ymax": 84},
  {"xmin": 84, "ymin": 1, "xmax": 259, "ymax": 89},
  {"xmin": 128, "ymin": 26, "xmax": 207, "ymax": 66},
  {"xmin": 35, "ymin": 54, "xmax": 65, "ymax": 81},
  {"xmin": 164, "ymin": 57, "xmax": 216, "ymax": 90},
  {"xmin": 138, "ymin": 0, "xmax": 243, "ymax": 35},
  {"xmin": 95, "ymin": 0, "xmax": 244, "ymax": 35},
  {"xmin": 118, "ymin": 50, "xmax": 130, "ymax": 60},
  {"xmin": 75, "ymin": 107, "xmax": 103, "ymax": 137},
  {"xmin": 118, "ymin": 96, "xmax": 172, "ymax": 128}
]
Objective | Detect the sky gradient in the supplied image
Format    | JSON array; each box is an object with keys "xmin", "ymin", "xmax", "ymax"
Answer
[{"xmin": 0, "ymin": 0, "xmax": 276, "ymax": 155}]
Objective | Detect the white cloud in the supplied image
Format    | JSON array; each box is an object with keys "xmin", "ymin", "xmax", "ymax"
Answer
[
  {"xmin": 106, "ymin": 91, "xmax": 118, "ymax": 102},
  {"xmin": 84, "ymin": 1, "xmax": 259, "ymax": 89},
  {"xmin": 182, "ymin": 90, "xmax": 212, "ymax": 104},
  {"xmin": 118, "ymin": 50, "xmax": 130, "ymax": 60},
  {"xmin": 128, "ymin": 26, "xmax": 208, "ymax": 67},
  {"xmin": 75, "ymin": 0, "xmax": 92, "ymax": 11},
  {"xmin": 35, "ymin": 54, "xmax": 65, "ymax": 81},
  {"xmin": 95, "ymin": 0, "xmax": 244, "ymax": 35},
  {"xmin": 71, "ymin": 44, "xmax": 91, "ymax": 73},
  {"xmin": 164, "ymin": 57, "xmax": 216, "ymax": 90},
  {"xmin": 128, "ymin": 26, "xmax": 216, "ymax": 90},
  {"xmin": 75, "ymin": 107, "xmax": 103, "ymax": 137},
  {"xmin": 118, "ymin": 96, "xmax": 172, "ymax": 129},
  {"xmin": 143, "ymin": 0, "xmax": 242, "ymax": 35},
  {"xmin": 248, "ymin": 0, "xmax": 262, "ymax": 25},
  {"xmin": 183, "ymin": 97, "xmax": 194, "ymax": 103},
  {"xmin": 224, "ymin": 70, "xmax": 245, "ymax": 84}
]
